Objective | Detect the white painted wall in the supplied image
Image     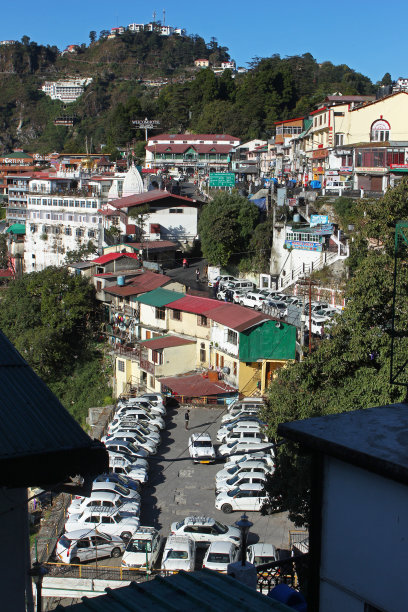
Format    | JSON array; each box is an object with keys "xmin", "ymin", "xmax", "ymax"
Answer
[
  {"xmin": 320, "ymin": 456, "xmax": 408, "ymax": 612},
  {"xmin": 138, "ymin": 304, "xmax": 168, "ymax": 332},
  {"xmin": 211, "ymin": 323, "xmax": 239, "ymax": 357}
]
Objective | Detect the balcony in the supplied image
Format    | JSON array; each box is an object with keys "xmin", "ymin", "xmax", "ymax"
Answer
[
  {"xmin": 256, "ymin": 552, "xmax": 309, "ymax": 595},
  {"xmin": 140, "ymin": 358, "xmax": 155, "ymax": 375}
]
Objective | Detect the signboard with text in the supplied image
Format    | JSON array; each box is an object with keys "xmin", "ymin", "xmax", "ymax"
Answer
[
  {"xmin": 209, "ymin": 172, "xmax": 235, "ymax": 187},
  {"xmin": 285, "ymin": 240, "xmax": 322, "ymax": 252},
  {"xmin": 310, "ymin": 214, "xmax": 329, "ymax": 226}
]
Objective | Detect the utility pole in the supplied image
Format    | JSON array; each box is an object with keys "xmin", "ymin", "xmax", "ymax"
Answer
[{"xmin": 297, "ymin": 277, "xmax": 318, "ymax": 355}]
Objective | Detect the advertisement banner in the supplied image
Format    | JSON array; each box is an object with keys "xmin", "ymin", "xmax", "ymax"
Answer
[
  {"xmin": 310, "ymin": 214, "xmax": 329, "ymax": 226},
  {"xmin": 285, "ymin": 240, "xmax": 323, "ymax": 252}
]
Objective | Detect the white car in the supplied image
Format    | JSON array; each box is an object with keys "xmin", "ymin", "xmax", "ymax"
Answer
[
  {"xmin": 215, "ymin": 483, "xmax": 269, "ymax": 514},
  {"xmin": 138, "ymin": 393, "xmax": 167, "ymax": 408},
  {"xmin": 221, "ymin": 405, "xmax": 261, "ymax": 424},
  {"xmin": 67, "ymin": 491, "xmax": 140, "ymax": 520},
  {"xmin": 208, "ymin": 275, "xmax": 237, "ymax": 288},
  {"xmin": 104, "ymin": 440, "xmax": 149, "ymax": 459},
  {"xmin": 109, "ymin": 458, "xmax": 149, "ymax": 484},
  {"xmin": 109, "ymin": 410, "xmax": 165, "ymax": 430},
  {"xmin": 239, "ymin": 292, "xmax": 266, "ymax": 311},
  {"xmin": 56, "ymin": 529, "xmax": 126, "ymax": 564},
  {"xmin": 65, "ymin": 508, "xmax": 140, "ymax": 541},
  {"xmin": 88, "ymin": 481, "xmax": 141, "ymax": 501},
  {"xmin": 121, "ymin": 527, "xmax": 162, "ymax": 569},
  {"xmin": 103, "ymin": 433, "xmax": 157, "ymax": 455},
  {"xmin": 188, "ymin": 432, "xmax": 216, "ymax": 463},
  {"xmin": 217, "ymin": 419, "xmax": 264, "ymax": 442},
  {"xmin": 306, "ymin": 314, "xmax": 331, "ymax": 337},
  {"xmin": 108, "ymin": 453, "xmax": 149, "ymax": 472},
  {"xmin": 202, "ymin": 541, "xmax": 239, "ymax": 572},
  {"xmin": 105, "ymin": 423, "xmax": 160, "ymax": 445},
  {"xmin": 218, "ymin": 440, "xmax": 273, "ymax": 457},
  {"xmin": 262, "ymin": 300, "xmax": 288, "ymax": 318},
  {"xmin": 116, "ymin": 400, "xmax": 165, "ymax": 417},
  {"xmin": 216, "ymin": 461, "xmax": 273, "ymax": 486},
  {"xmin": 215, "ymin": 471, "xmax": 267, "ymax": 494},
  {"xmin": 170, "ymin": 516, "xmax": 240, "ymax": 546},
  {"xmin": 161, "ymin": 536, "xmax": 196, "ymax": 572},
  {"xmin": 247, "ymin": 542, "xmax": 278, "ymax": 566},
  {"xmin": 224, "ymin": 452, "xmax": 275, "ymax": 469}
]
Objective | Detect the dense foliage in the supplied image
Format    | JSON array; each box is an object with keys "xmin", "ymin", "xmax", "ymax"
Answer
[
  {"xmin": 0, "ymin": 267, "xmax": 112, "ymax": 425},
  {"xmin": 262, "ymin": 181, "xmax": 408, "ymax": 526},
  {"xmin": 0, "ymin": 32, "xmax": 376, "ymax": 153},
  {"xmin": 198, "ymin": 192, "xmax": 259, "ymax": 266}
]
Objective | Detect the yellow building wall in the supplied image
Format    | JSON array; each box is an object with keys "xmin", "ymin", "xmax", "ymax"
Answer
[
  {"xmin": 167, "ymin": 310, "xmax": 211, "ymax": 340},
  {"xmin": 154, "ymin": 343, "xmax": 197, "ymax": 377},
  {"xmin": 115, "ymin": 355, "xmax": 138, "ymax": 397},
  {"xmin": 238, "ymin": 361, "xmax": 262, "ymax": 396},
  {"xmin": 346, "ymin": 93, "xmax": 408, "ymax": 144}
]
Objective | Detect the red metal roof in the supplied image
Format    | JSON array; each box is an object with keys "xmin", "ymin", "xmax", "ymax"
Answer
[
  {"xmin": 159, "ymin": 373, "xmax": 236, "ymax": 397},
  {"xmin": 145, "ymin": 144, "xmax": 234, "ymax": 154},
  {"xmin": 92, "ymin": 253, "xmax": 140, "ymax": 265},
  {"xmin": 274, "ymin": 117, "xmax": 304, "ymax": 125},
  {"xmin": 149, "ymin": 133, "xmax": 239, "ymax": 142},
  {"xmin": 0, "ymin": 269, "xmax": 13, "ymax": 278},
  {"xmin": 105, "ymin": 271, "xmax": 172, "ymax": 297},
  {"xmin": 139, "ymin": 335, "xmax": 195, "ymax": 350},
  {"xmin": 168, "ymin": 296, "xmax": 272, "ymax": 332},
  {"xmin": 109, "ymin": 190, "xmax": 197, "ymax": 210}
]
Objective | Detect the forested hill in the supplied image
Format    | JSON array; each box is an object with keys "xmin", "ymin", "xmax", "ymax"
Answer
[{"xmin": 0, "ymin": 31, "xmax": 376, "ymax": 154}]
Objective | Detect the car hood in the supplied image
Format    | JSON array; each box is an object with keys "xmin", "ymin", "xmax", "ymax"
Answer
[
  {"xmin": 162, "ymin": 558, "xmax": 192, "ymax": 571},
  {"xmin": 191, "ymin": 447, "xmax": 215, "ymax": 458}
]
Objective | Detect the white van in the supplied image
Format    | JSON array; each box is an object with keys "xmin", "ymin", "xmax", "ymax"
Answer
[
  {"xmin": 224, "ymin": 279, "xmax": 255, "ymax": 292},
  {"xmin": 325, "ymin": 180, "xmax": 352, "ymax": 191},
  {"xmin": 161, "ymin": 536, "xmax": 196, "ymax": 572},
  {"xmin": 223, "ymin": 428, "xmax": 267, "ymax": 445}
]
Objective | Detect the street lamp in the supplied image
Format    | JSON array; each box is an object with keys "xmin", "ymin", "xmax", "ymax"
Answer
[
  {"xmin": 235, "ymin": 513, "xmax": 253, "ymax": 566},
  {"xmin": 28, "ymin": 561, "xmax": 48, "ymax": 612}
]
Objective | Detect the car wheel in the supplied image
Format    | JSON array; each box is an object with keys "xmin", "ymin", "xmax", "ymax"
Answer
[
  {"xmin": 239, "ymin": 301, "xmax": 244, "ymax": 306},
  {"xmin": 70, "ymin": 557, "xmax": 80, "ymax": 565},
  {"xmin": 121, "ymin": 531, "xmax": 132, "ymax": 541},
  {"xmin": 111, "ymin": 547, "xmax": 122, "ymax": 558},
  {"xmin": 255, "ymin": 305, "xmax": 261, "ymax": 311},
  {"xmin": 221, "ymin": 503, "xmax": 233, "ymax": 514}
]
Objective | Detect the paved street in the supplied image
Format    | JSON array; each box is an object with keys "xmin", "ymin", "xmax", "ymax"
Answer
[{"xmin": 140, "ymin": 404, "xmax": 295, "ymax": 549}]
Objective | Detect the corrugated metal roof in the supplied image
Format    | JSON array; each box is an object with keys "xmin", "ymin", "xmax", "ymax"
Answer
[
  {"xmin": 139, "ymin": 335, "xmax": 195, "ymax": 350},
  {"xmin": 56, "ymin": 568, "xmax": 291, "ymax": 611},
  {"xmin": 133, "ymin": 288, "xmax": 185, "ymax": 307},
  {"xmin": 92, "ymin": 253, "xmax": 140, "ymax": 265},
  {"xmin": 0, "ymin": 330, "xmax": 108, "ymax": 486},
  {"xmin": 106, "ymin": 272, "xmax": 172, "ymax": 297},
  {"xmin": 110, "ymin": 190, "xmax": 196, "ymax": 210},
  {"xmin": 160, "ymin": 373, "xmax": 236, "ymax": 397}
]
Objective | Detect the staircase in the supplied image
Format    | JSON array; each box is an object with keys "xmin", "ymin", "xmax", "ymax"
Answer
[
  {"xmin": 278, "ymin": 248, "xmax": 349, "ymax": 291},
  {"xmin": 240, "ymin": 369, "xmax": 262, "ymax": 397}
]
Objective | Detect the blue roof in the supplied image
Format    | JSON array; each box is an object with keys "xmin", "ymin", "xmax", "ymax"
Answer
[{"xmin": 56, "ymin": 569, "xmax": 293, "ymax": 611}]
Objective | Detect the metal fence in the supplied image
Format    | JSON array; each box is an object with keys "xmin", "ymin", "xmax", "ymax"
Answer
[
  {"xmin": 43, "ymin": 561, "xmax": 181, "ymax": 582},
  {"xmin": 256, "ymin": 552, "xmax": 309, "ymax": 595}
]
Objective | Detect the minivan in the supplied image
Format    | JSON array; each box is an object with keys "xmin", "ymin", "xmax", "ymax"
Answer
[
  {"xmin": 56, "ymin": 529, "xmax": 125, "ymax": 564},
  {"xmin": 225, "ymin": 280, "xmax": 255, "ymax": 292},
  {"xmin": 223, "ymin": 429, "xmax": 267, "ymax": 445}
]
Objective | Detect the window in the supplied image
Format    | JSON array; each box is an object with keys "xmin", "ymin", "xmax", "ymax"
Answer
[
  {"xmin": 215, "ymin": 353, "xmax": 219, "ymax": 367},
  {"xmin": 334, "ymin": 111, "xmax": 344, "ymax": 117},
  {"xmin": 169, "ymin": 208, "xmax": 183, "ymax": 214},
  {"xmin": 30, "ymin": 224, "xmax": 37, "ymax": 233},
  {"xmin": 65, "ymin": 227, "xmax": 71, "ymax": 236},
  {"xmin": 88, "ymin": 230, "xmax": 95, "ymax": 238},
  {"xmin": 76, "ymin": 229, "xmax": 84, "ymax": 238},
  {"xmin": 335, "ymin": 133, "xmax": 344, "ymax": 147},
  {"xmin": 172, "ymin": 309, "xmax": 181, "ymax": 321},
  {"xmin": 151, "ymin": 350, "xmax": 163, "ymax": 364},
  {"xmin": 198, "ymin": 315, "xmax": 208, "ymax": 327},
  {"xmin": 227, "ymin": 329, "xmax": 238, "ymax": 345},
  {"xmin": 371, "ymin": 119, "xmax": 390, "ymax": 142},
  {"xmin": 233, "ymin": 361, "xmax": 237, "ymax": 376},
  {"xmin": 200, "ymin": 343, "xmax": 206, "ymax": 362},
  {"xmin": 220, "ymin": 355, "xmax": 224, "ymax": 368},
  {"xmin": 150, "ymin": 376, "xmax": 155, "ymax": 387},
  {"xmin": 155, "ymin": 307, "xmax": 165, "ymax": 320},
  {"xmin": 117, "ymin": 360, "xmax": 125, "ymax": 372},
  {"xmin": 386, "ymin": 148, "xmax": 405, "ymax": 166}
]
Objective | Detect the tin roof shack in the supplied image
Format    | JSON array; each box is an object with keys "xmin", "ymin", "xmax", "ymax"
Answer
[
  {"xmin": 0, "ymin": 330, "xmax": 108, "ymax": 611},
  {"xmin": 278, "ymin": 404, "xmax": 408, "ymax": 612}
]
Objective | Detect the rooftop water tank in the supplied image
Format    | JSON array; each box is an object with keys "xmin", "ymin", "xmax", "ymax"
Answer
[
  {"xmin": 293, "ymin": 213, "xmax": 301, "ymax": 222},
  {"xmin": 117, "ymin": 276, "xmax": 125, "ymax": 286}
]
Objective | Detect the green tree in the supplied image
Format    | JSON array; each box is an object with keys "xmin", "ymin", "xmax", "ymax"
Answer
[
  {"xmin": 0, "ymin": 234, "xmax": 9, "ymax": 270},
  {"xmin": 381, "ymin": 72, "xmax": 392, "ymax": 86},
  {"xmin": 198, "ymin": 192, "xmax": 259, "ymax": 266},
  {"xmin": 89, "ymin": 30, "xmax": 97, "ymax": 44},
  {"xmin": 65, "ymin": 240, "xmax": 98, "ymax": 264},
  {"xmin": 262, "ymin": 184, "xmax": 408, "ymax": 526}
]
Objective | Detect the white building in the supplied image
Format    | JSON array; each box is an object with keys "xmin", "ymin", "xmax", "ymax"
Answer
[
  {"xmin": 279, "ymin": 404, "xmax": 408, "ymax": 612},
  {"xmin": 41, "ymin": 78, "xmax": 92, "ymax": 103}
]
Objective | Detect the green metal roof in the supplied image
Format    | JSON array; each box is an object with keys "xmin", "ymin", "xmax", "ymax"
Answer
[
  {"xmin": 6, "ymin": 223, "xmax": 26, "ymax": 234},
  {"xmin": 132, "ymin": 288, "xmax": 185, "ymax": 307},
  {"xmin": 56, "ymin": 568, "xmax": 293, "ymax": 611},
  {"xmin": 239, "ymin": 320, "xmax": 296, "ymax": 362},
  {"xmin": 1, "ymin": 151, "xmax": 33, "ymax": 159},
  {"xmin": 298, "ymin": 119, "xmax": 313, "ymax": 138}
]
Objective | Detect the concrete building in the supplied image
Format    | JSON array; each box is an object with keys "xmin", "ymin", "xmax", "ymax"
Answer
[{"xmin": 41, "ymin": 78, "xmax": 92, "ymax": 103}]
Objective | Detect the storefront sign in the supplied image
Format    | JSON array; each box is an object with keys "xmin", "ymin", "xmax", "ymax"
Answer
[
  {"xmin": 285, "ymin": 240, "xmax": 322, "ymax": 252},
  {"xmin": 326, "ymin": 170, "xmax": 339, "ymax": 176},
  {"xmin": 310, "ymin": 214, "xmax": 329, "ymax": 226},
  {"xmin": 287, "ymin": 198, "xmax": 297, "ymax": 207},
  {"xmin": 389, "ymin": 164, "xmax": 408, "ymax": 170},
  {"xmin": 313, "ymin": 149, "xmax": 328, "ymax": 159},
  {"xmin": 313, "ymin": 166, "xmax": 324, "ymax": 173},
  {"xmin": 340, "ymin": 166, "xmax": 353, "ymax": 173},
  {"xmin": 314, "ymin": 224, "xmax": 334, "ymax": 235},
  {"xmin": 355, "ymin": 167, "xmax": 387, "ymax": 173}
]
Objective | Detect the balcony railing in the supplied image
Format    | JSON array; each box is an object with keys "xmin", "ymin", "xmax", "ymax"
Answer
[
  {"xmin": 140, "ymin": 358, "xmax": 155, "ymax": 375},
  {"xmin": 256, "ymin": 552, "xmax": 309, "ymax": 595}
]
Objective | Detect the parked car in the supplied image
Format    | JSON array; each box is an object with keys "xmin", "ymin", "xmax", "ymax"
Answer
[
  {"xmin": 104, "ymin": 440, "xmax": 149, "ymax": 459},
  {"xmin": 216, "ymin": 461, "xmax": 273, "ymax": 487},
  {"xmin": 170, "ymin": 516, "xmax": 240, "ymax": 546},
  {"xmin": 121, "ymin": 527, "xmax": 162, "ymax": 569},
  {"xmin": 239, "ymin": 292, "xmax": 266, "ymax": 311},
  {"xmin": 233, "ymin": 289, "xmax": 250, "ymax": 303},
  {"xmin": 108, "ymin": 457, "xmax": 149, "ymax": 484},
  {"xmin": 88, "ymin": 481, "xmax": 141, "ymax": 501},
  {"xmin": 161, "ymin": 536, "xmax": 196, "ymax": 572},
  {"xmin": 108, "ymin": 452, "xmax": 149, "ymax": 473},
  {"xmin": 215, "ymin": 482, "xmax": 269, "ymax": 513},
  {"xmin": 305, "ymin": 314, "xmax": 331, "ymax": 337},
  {"xmin": 65, "ymin": 508, "xmax": 140, "ymax": 541},
  {"xmin": 262, "ymin": 300, "xmax": 288, "ymax": 318},
  {"xmin": 202, "ymin": 541, "xmax": 239, "ymax": 572},
  {"xmin": 314, "ymin": 306, "xmax": 341, "ymax": 318},
  {"xmin": 217, "ymin": 420, "xmax": 264, "ymax": 443},
  {"xmin": 218, "ymin": 440, "xmax": 273, "ymax": 457},
  {"xmin": 56, "ymin": 529, "xmax": 126, "ymax": 564},
  {"xmin": 137, "ymin": 393, "xmax": 167, "ymax": 407},
  {"xmin": 188, "ymin": 432, "xmax": 216, "ymax": 463},
  {"xmin": 116, "ymin": 399, "xmax": 165, "ymax": 417},
  {"xmin": 221, "ymin": 407, "xmax": 261, "ymax": 425},
  {"xmin": 94, "ymin": 472, "xmax": 141, "ymax": 493},
  {"xmin": 109, "ymin": 410, "xmax": 165, "ymax": 430},
  {"xmin": 225, "ymin": 451, "xmax": 275, "ymax": 468},
  {"xmin": 216, "ymin": 471, "xmax": 267, "ymax": 494},
  {"xmin": 247, "ymin": 542, "xmax": 278, "ymax": 566},
  {"xmin": 103, "ymin": 432, "xmax": 157, "ymax": 455},
  {"xmin": 67, "ymin": 491, "xmax": 140, "ymax": 520},
  {"xmin": 105, "ymin": 423, "xmax": 160, "ymax": 445},
  {"xmin": 224, "ymin": 280, "xmax": 255, "ymax": 292},
  {"xmin": 208, "ymin": 275, "xmax": 237, "ymax": 288}
]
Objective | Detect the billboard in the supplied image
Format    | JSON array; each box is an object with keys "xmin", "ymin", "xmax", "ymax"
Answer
[{"xmin": 209, "ymin": 173, "xmax": 235, "ymax": 187}]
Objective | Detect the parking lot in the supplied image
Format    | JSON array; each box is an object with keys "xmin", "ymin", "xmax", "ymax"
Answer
[{"xmin": 142, "ymin": 404, "xmax": 293, "ymax": 549}]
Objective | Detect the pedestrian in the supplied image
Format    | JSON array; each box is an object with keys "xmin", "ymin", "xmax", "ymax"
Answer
[
  {"xmin": 196, "ymin": 268, "xmax": 200, "ymax": 282},
  {"xmin": 182, "ymin": 257, "xmax": 188, "ymax": 268},
  {"xmin": 184, "ymin": 409, "xmax": 190, "ymax": 430},
  {"xmin": 212, "ymin": 280, "xmax": 219, "ymax": 299}
]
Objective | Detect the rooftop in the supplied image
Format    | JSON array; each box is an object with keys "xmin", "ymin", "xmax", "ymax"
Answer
[
  {"xmin": 104, "ymin": 271, "xmax": 172, "ymax": 297},
  {"xmin": 109, "ymin": 190, "xmax": 197, "ymax": 210},
  {"xmin": 278, "ymin": 403, "xmax": 408, "ymax": 486},
  {"xmin": 139, "ymin": 335, "xmax": 195, "ymax": 350},
  {"xmin": 132, "ymin": 288, "xmax": 185, "ymax": 307},
  {"xmin": 160, "ymin": 373, "xmax": 236, "ymax": 397},
  {"xmin": 149, "ymin": 133, "xmax": 240, "ymax": 142},
  {"xmin": 92, "ymin": 253, "xmax": 140, "ymax": 265}
]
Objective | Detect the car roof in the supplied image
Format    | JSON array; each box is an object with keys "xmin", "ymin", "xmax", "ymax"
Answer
[
  {"xmin": 60, "ymin": 528, "xmax": 100, "ymax": 539},
  {"xmin": 206, "ymin": 540, "xmax": 236, "ymax": 552},
  {"xmin": 80, "ymin": 491, "xmax": 120, "ymax": 501},
  {"xmin": 238, "ymin": 482, "xmax": 265, "ymax": 491},
  {"xmin": 183, "ymin": 516, "xmax": 215, "ymax": 526},
  {"xmin": 249, "ymin": 542, "xmax": 277, "ymax": 555},
  {"xmin": 190, "ymin": 432, "xmax": 212, "ymax": 441},
  {"xmin": 92, "ymin": 482, "xmax": 126, "ymax": 492},
  {"xmin": 227, "ymin": 461, "xmax": 267, "ymax": 469},
  {"xmin": 130, "ymin": 526, "xmax": 158, "ymax": 539},
  {"xmin": 165, "ymin": 535, "xmax": 193, "ymax": 547}
]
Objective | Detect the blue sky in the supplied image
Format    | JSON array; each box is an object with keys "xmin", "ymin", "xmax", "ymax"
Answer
[{"xmin": 0, "ymin": 0, "xmax": 405, "ymax": 83}]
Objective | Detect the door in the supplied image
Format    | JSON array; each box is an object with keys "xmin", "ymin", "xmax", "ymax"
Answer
[
  {"xmin": 371, "ymin": 176, "xmax": 383, "ymax": 191},
  {"xmin": 91, "ymin": 535, "xmax": 113, "ymax": 559},
  {"xmin": 76, "ymin": 537, "xmax": 92, "ymax": 561}
]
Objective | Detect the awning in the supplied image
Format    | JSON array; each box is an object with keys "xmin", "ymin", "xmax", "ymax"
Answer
[{"xmin": 6, "ymin": 223, "xmax": 26, "ymax": 235}]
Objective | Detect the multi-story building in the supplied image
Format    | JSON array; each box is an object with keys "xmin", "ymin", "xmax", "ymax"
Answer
[
  {"xmin": 5, "ymin": 174, "xmax": 31, "ymax": 224},
  {"xmin": 41, "ymin": 78, "xmax": 92, "ymax": 103},
  {"xmin": 145, "ymin": 133, "xmax": 240, "ymax": 174}
]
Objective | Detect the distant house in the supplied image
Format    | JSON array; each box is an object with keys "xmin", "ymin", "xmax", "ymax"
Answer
[{"xmin": 194, "ymin": 59, "xmax": 210, "ymax": 68}]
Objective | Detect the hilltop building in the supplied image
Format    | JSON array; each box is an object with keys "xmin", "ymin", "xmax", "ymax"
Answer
[{"xmin": 41, "ymin": 78, "xmax": 92, "ymax": 103}]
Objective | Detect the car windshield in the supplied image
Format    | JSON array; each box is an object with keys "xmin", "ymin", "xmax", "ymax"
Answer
[
  {"xmin": 127, "ymin": 539, "xmax": 152, "ymax": 553},
  {"xmin": 255, "ymin": 555, "xmax": 276, "ymax": 565},
  {"xmin": 227, "ymin": 441, "xmax": 238, "ymax": 448},
  {"xmin": 175, "ymin": 520, "xmax": 184, "ymax": 530},
  {"xmin": 227, "ymin": 475, "xmax": 239, "ymax": 485},
  {"xmin": 167, "ymin": 550, "xmax": 188, "ymax": 560},
  {"xmin": 214, "ymin": 521, "xmax": 228, "ymax": 534},
  {"xmin": 207, "ymin": 553, "xmax": 230, "ymax": 563},
  {"xmin": 114, "ymin": 483, "xmax": 129, "ymax": 496},
  {"xmin": 228, "ymin": 465, "xmax": 239, "ymax": 475},
  {"xmin": 58, "ymin": 535, "xmax": 71, "ymax": 549},
  {"xmin": 194, "ymin": 441, "xmax": 212, "ymax": 448},
  {"xmin": 228, "ymin": 488, "xmax": 240, "ymax": 497}
]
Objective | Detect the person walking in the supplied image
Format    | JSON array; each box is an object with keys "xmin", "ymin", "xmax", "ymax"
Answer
[
  {"xmin": 196, "ymin": 268, "xmax": 200, "ymax": 283},
  {"xmin": 184, "ymin": 409, "xmax": 190, "ymax": 430}
]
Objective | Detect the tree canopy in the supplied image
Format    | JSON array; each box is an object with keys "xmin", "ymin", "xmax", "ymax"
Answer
[
  {"xmin": 198, "ymin": 192, "xmax": 259, "ymax": 266},
  {"xmin": 262, "ymin": 182, "xmax": 408, "ymax": 526}
]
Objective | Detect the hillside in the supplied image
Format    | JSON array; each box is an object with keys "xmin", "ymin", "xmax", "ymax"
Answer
[{"xmin": 0, "ymin": 33, "xmax": 376, "ymax": 154}]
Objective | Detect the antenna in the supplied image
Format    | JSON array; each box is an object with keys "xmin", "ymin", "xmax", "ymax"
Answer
[
  {"xmin": 153, "ymin": 10, "xmax": 156, "ymax": 22},
  {"xmin": 163, "ymin": 9, "xmax": 166, "ymax": 25}
]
